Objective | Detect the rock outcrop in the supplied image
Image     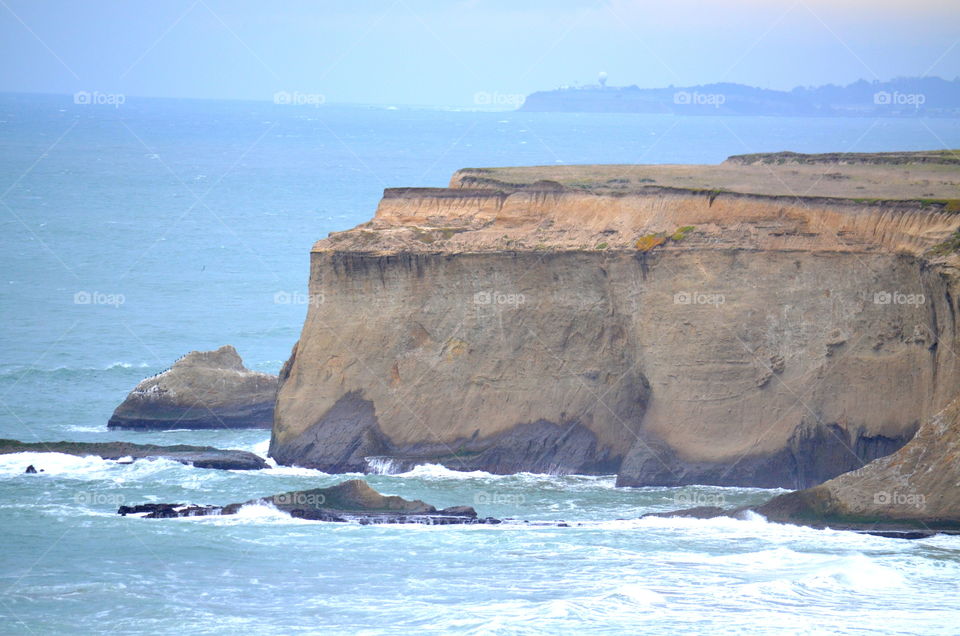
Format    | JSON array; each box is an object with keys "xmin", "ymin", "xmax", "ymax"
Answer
[
  {"xmin": 108, "ymin": 345, "xmax": 277, "ymax": 430},
  {"xmin": 119, "ymin": 479, "xmax": 500, "ymax": 524},
  {"xmin": 751, "ymin": 395, "xmax": 960, "ymax": 534},
  {"xmin": 270, "ymin": 152, "xmax": 960, "ymax": 488},
  {"xmin": 0, "ymin": 439, "xmax": 267, "ymax": 470}
]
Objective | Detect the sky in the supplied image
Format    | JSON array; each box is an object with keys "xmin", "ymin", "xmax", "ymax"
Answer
[{"xmin": 0, "ymin": 0, "xmax": 958, "ymax": 106}]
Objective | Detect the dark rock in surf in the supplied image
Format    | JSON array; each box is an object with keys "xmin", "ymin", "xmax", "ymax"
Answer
[
  {"xmin": 0, "ymin": 439, "xmax": 267, "ymax": 470},
  {"xmin": 119, "ymin": 479, "xmax": 501, "ymax": 525}
]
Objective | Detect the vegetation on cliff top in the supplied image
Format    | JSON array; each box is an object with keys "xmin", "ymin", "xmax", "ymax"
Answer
[
  {"xmin": 930, "ymin": 229, "xmax": 960, "ymax": 256},
  {"xmin": 635, "ymin": 226, "xmax": 696, "ymax": 251},
  {"xmin": 452, "ymin": 153, "xmax": 960, "ymax": 201}
]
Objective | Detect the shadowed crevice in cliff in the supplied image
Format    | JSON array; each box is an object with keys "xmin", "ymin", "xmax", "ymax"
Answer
[
  {"xmin": 616, "ymin": 421, "xmax": 917, "ymax": 489},
  {"xmin": 271, "ymin": 393, "xmax": 625, "ymax": 475},
  {"xmin": 750, "ymin": 394, "xmax": 960, "ymax": 533},
  {"xmin": 269, "ymin": 391, "xmax": 390, "ymax": 473},
  {"xmin": 369, "ymin": 420, "xmax": 623, "ymax": 476},
  {"xmin": 652, "ymin": 394, "xmax": 960, "ymax": 536}
]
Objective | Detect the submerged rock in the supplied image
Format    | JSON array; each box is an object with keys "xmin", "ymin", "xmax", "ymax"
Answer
[
  {"xmin": 119, "ymin": 479, "xmax": 501, "ymax": 524},
  {"xmin": 644, "ymin": 506, "xmax": 730, "ymax": 520},
  {"xmin": 0, "ymin": 439, "xmax": 267, "ymax": 470},
  {"xmin": 108, "ymin": 345, "xmax": 277, "ymax": 430},
  {"xmin": 117, "ymin": 503, "xmax": 224, "ymax": 518}
]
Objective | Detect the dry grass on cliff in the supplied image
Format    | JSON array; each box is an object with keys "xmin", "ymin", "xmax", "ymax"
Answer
[{"xmin": 453, "ymin": 158, "xmax": 960, "ymax": 201}]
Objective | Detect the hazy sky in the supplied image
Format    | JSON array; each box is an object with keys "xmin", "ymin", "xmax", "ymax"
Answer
[{"xmin": 1, "ymin": 0, "xmax": 958, "ymax": 106}]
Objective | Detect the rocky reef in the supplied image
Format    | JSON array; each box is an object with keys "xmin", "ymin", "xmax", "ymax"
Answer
[
  {"xmin": 119, "ymin": 479, "xmax": 499, "ymax": 524},
  {"xmin": 108, "ymin": 345, "xmax": 277, "ymax": 430},
  {"xmin": 270, "ymin": 152, "xmax": 960, "ymax": 490},
  {"xmin": 1, "ymin": 439, "xmax": 267, "ymax": 470}
]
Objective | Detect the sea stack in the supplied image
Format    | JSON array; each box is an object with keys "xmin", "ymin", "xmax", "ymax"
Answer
[
  {"xmin": 269, "ymin": 152, "xmax": 960, "ymax": 488},
  {"xmin": 108, "ymin": 345, "xmax": 277, "ymax": 430}
]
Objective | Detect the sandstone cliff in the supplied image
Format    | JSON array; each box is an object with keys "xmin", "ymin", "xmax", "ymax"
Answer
[
  {"xmin": 109, "ymin": 346, "xmax": 277, "ymax": 430},
  {"xmin": 270, "ymin": 153, "xmax": 960, "ymax": 488}
]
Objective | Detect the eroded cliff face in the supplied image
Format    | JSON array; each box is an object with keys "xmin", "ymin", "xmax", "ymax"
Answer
[
  {"xmin": 270, "ymin": 155, "xmax": 960, "ymax": 487},
  {"xmin": 270, "ymin": 250, "xmax": 648, "ymax": 474}
]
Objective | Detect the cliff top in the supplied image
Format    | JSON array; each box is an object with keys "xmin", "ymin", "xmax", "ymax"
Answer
[
  {"xmin": 169, "ymin": 345, "xmax": 245, "ymax": 371},
  {"xmin": 318, "ymin": 151, "xmax": 960, "ymax": 257},
  {"xmin": 449, "ymin": 150, "xmax": 960, "ymax": 199}
]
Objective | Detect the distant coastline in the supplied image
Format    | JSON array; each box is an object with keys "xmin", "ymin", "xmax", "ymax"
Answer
[{"xmin": 520, "ymin": 76, "xmax": 960, "ymax": 116}]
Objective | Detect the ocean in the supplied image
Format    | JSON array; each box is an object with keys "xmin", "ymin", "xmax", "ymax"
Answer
[{"xmin": 2, "ymin": 93, "xmax": 960, "ymax": 634}]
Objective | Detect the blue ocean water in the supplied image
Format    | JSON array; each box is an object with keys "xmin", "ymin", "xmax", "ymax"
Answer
[{"xmin": 2, "ymin": 93, "xmax": 960, "ymax": 633}]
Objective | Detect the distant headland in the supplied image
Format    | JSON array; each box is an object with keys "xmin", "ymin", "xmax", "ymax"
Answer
[{"xmin": 520, "ymin": 76, "xmax": 960, "ymax": 116}]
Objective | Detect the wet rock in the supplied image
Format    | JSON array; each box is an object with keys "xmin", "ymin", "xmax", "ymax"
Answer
[
  {"xmin": 119, "ymin": 479, "xmax": 501, "ymax": 525},
  {"xmin": 118, "ymin": 503, "xmax": 223, "ymax": 518},
  {"xmin": 643, "ymin": 506, "xmax": 730, "ymax": 520},
  {"xmin": 0, "ymin": 439, "xmax": 267, "ymax": 470}
]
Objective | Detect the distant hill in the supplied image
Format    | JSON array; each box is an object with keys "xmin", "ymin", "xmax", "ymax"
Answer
[{"xmin": 519, "ymin": 77, "xmax": 960, "ymax": 116}]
